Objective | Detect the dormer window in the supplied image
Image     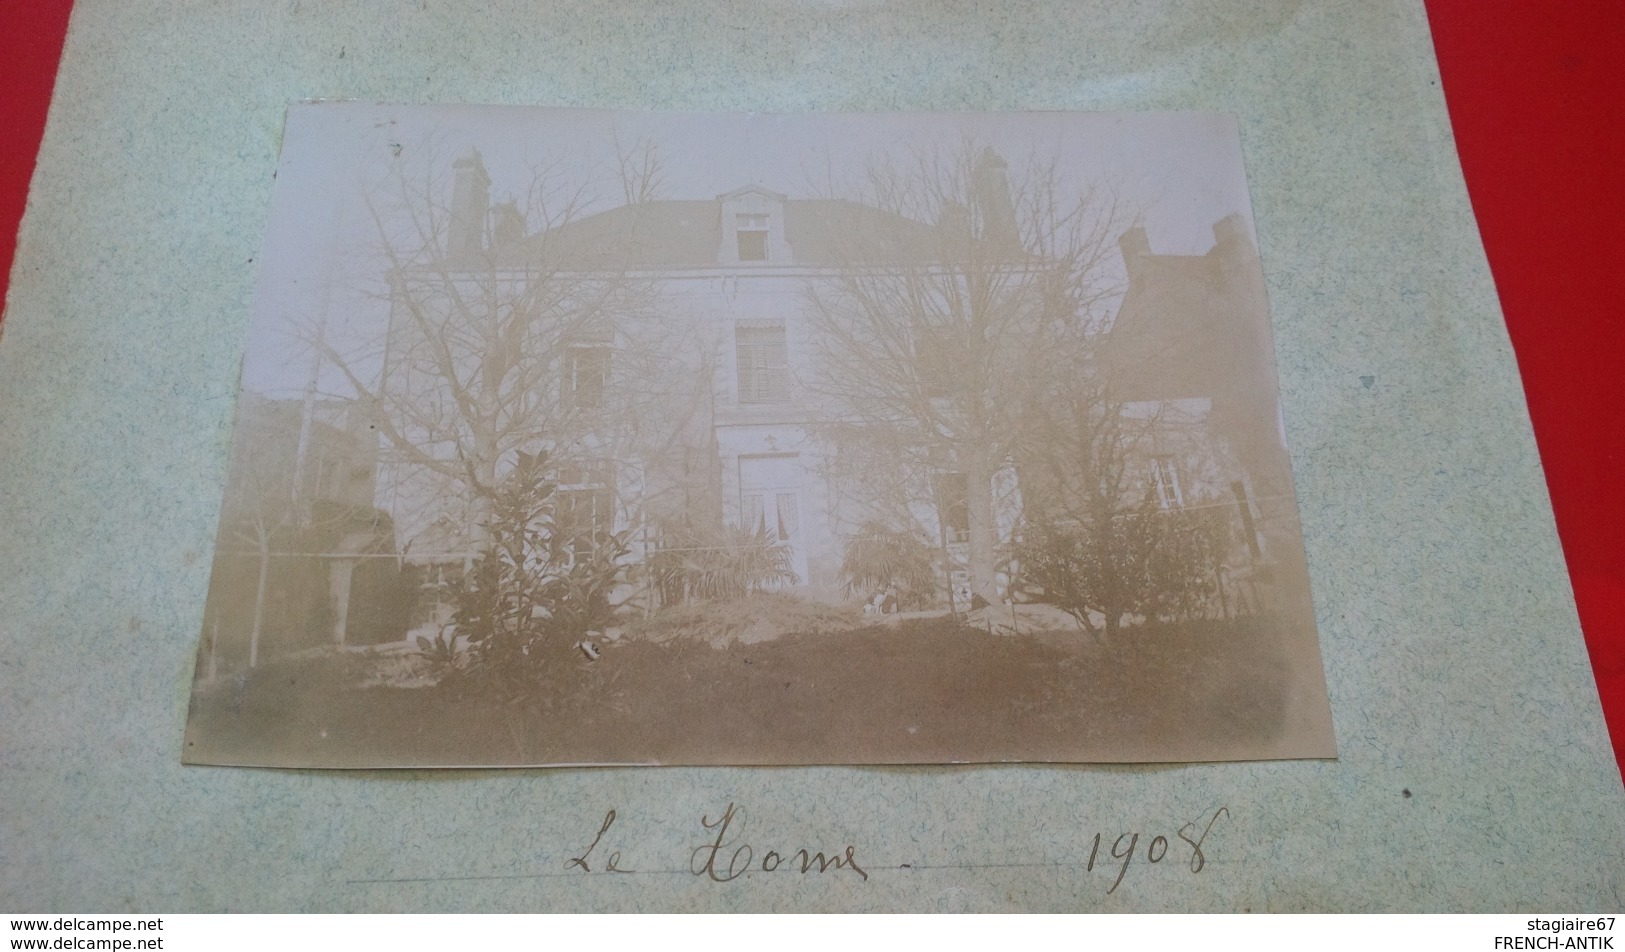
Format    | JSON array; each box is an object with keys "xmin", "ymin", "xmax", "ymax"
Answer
[
  {"xmin": 718, "ymin": 187, "xmax": 788, "ymax": 265},
  {"xmin": 736, "ymin": 214, "xmax": 769, "ymax": 261}
]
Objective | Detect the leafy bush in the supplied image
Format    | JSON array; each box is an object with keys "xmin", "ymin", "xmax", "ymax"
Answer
[
  {"xmin": 453, "ymin": 451, "xmax": 631, "ymax": 680},
  {"xmin": 1017, "ymin": 499, "xmax": 1228, "ymax": 640},
  {"xmin": 1139, "ymin": 505, "xmax": 1230, "ymax": 621}
]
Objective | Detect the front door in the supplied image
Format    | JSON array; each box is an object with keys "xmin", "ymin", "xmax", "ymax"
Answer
[{"xmin": 738, "ymin": 453, "xmax": 807, "ymax": 588}]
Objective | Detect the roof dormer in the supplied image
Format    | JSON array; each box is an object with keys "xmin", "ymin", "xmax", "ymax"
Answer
[{"xmin": 718, "ymin": 186, "xmax": 791, "ymax": 266}]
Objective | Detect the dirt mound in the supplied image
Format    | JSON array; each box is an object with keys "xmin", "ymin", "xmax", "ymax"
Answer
[{"xmin": 623, "ymin": 592, "xmax": 863, "ymax": 648}]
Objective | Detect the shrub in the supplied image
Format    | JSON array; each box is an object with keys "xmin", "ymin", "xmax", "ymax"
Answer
[
  {"xmin": 415, "ymin": 624, "xmax": 462, "ymax": 664},
  {"xmin": 453, "ymin": 451, "xmax": 632, "ymax": 679},
  {"xmin": 651, "ymin": 520, "xmax": 798, "ymax": 604},
  {"xmin": 839, "ymin": 521, "xmax": 938, "ymax": 610},
  {"xmin": 1017, "ymin": 499, "xmax": 1228, "ymax": 639}
]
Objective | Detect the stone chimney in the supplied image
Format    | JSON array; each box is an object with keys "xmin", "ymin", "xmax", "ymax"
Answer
[
  {"xmin": 491, "ymin": 200, "xmax": 525, "ymax": 249},
  {"xmin": 972, "ymin": 147, "xmax": 1019, "ymax": 250},
  {"xmin": 448, "ymin": 149, "xmax": 491, "ymax": 260},
  {"xmin": 1211, "ymin": 213, "xmax": 1254, "ymax": 258},
  {"xmin": 1118, "ymin": 224, "xmax": 1151, "ymax": 277}
]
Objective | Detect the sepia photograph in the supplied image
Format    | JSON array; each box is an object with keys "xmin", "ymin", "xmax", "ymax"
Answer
[{"xmin": 182, "ymin": 105, "xmax": 1335, "ymax": 767}]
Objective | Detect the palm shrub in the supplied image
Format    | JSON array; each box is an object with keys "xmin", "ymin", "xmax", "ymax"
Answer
[
  {"xmin": 839, "ymin": 520, "xmax": 937, "ymax": 610},
  {"xmin": 652, "ymin": 520, "xmax": 798, "ymax": 603}
]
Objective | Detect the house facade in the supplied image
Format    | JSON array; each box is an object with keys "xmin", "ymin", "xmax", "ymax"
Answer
[
  {"xmin": 377, "ymin": 151, "xmax": 1028, "ymax": 611},
  {"xmin": 373, "ymin": 150, "xmax": 1286, "ymax": 621}
]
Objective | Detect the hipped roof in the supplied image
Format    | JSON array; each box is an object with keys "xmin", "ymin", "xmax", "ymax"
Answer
[{"xmin": 484, "ymin": 196, "xmax": 946, "ymax": 270}]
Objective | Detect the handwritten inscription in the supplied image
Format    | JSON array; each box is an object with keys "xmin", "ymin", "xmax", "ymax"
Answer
[
  {"xmin": 564, "ymin": 802, "xmax": 1227, "ymax": 894},
  {"xmin": 566, "ymin": 809, "xmax": 632, "ymax": 873},
  {"xmin": 1085, "ymin": 805, "xmax": 1229, "ymax": 894},
  {"xmin": 691, "ymin": 802, "xmax": 868, "ymax": 882},
  {"xmin": 564, "ymin": 803, "xmax": 866, "ymax": 882}
]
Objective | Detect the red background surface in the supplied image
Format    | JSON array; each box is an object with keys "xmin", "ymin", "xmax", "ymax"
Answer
[
  {"xmin": 2, "ymin": 3, "xmax": 1621, "ymax": 781},
  {"xmin": 1425, "ymin": 1, "xmax": 1625, "ymax": 782}
]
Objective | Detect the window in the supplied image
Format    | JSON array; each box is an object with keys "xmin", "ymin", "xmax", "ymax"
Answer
[
  {"xmin": 914, "ymin": 322, "xmax": 958, "ymax": 398},
  {"xmin": 566, "ymin": 345, "xmax": 609, "ymax": 410},
  {"xmin": 736, "ymin": 323, "xmax": 789, "ymax": 404},
  {"xmin": 1151, "ymin": 456, "xmax": 1184, "ymax": 510},
  {"xmin": 741, "ymin": 491, "xmax": 799, "ymax": 543},
  {"xmin": 555, "ymin": 460, "xmax": 614, "ymax": 563},
  {"xmin": 932, "ymin": 472, "xmax": 970, "ymax": 544},
  {"xmin": 557, "ymin": 489, "xmax": 614, "ymax": 562},
  {"xmin": 739, "ymin": 454, "xmax": 803, "ymax": 549},
  {"xmin": 1231, "ymin": 480, "xmax": 1262, "ymax": 558},
  {"xmin": 736, "ymin": 213, "xmax": 769, "ymax": 261}
]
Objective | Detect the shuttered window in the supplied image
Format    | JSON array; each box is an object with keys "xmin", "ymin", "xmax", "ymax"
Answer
[{"xmin": 736, "ymin": 324, "xmax": 788, "ymax": 404}]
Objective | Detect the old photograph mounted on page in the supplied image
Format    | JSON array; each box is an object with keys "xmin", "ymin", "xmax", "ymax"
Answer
[{"xmin": 182, "ymin": 105, "xmax": 1334, "ymax": 767}]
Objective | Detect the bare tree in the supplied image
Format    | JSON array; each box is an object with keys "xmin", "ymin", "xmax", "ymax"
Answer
[
  {"xmin": 313, "ymin": 144, "xmax": 700, "ymax": 570},
  {"xmin": 613, "ymin": 132, "xmax": 665, "ymax": 207},
  {"xmin": 803, "ymin": 141, "xmax": 1127, "ymax": 604},
  {"xmin": 1016, "ymin": 376, "xmax": 1236, "ymax": 641},
  {"xmin": 1013, "ymin": 210, "xmax": 1292, "ymax": 641}
]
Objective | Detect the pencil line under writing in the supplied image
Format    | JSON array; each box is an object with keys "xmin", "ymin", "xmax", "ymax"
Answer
[{"xmin": 341, "ymin": 859, "xmax": 1212, "ymax": 885}]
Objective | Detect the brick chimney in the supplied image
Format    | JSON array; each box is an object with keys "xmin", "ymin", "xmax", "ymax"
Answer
[
  {"xmin": 448, "ymin": 149, "xmax": 490, "ymax": 260},
  {"xmin": 491, "ymin": 200, "xmax": 525, "ymax": 249},
  {"xmin": 972, "ymin": 147, "xmax": 1019, "ymax": 251},
  {"xmin": 1211, "ymin": 213, "xmax": 1254, "ymax": 258},
  {"xmin": 1118, "ymin": 224, "xmax": 1151, "ymax": 278}
]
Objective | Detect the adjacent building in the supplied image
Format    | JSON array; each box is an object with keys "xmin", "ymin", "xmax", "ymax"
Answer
[
  {"xmin": 1099, "ymin": 214, "xmax": 1300, "ymax": 612},
  {"xmin": 199, "ymin": 393, "xmax": 401, "ymax": 674}
]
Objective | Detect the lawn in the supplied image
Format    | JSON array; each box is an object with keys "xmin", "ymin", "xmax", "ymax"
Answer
[{"xmin": 183, "ymin": 603, "xmax": 1298, "ymax": 768}]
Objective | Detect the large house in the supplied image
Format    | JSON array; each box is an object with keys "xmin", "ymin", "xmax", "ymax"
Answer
[
  {"xmin": 377, "ymin": 149, "xmax": 1026, "ymax": 612},
  {"xmin": 372, "ymin": 149, "xmax": 1290, "ymax": 622}
]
